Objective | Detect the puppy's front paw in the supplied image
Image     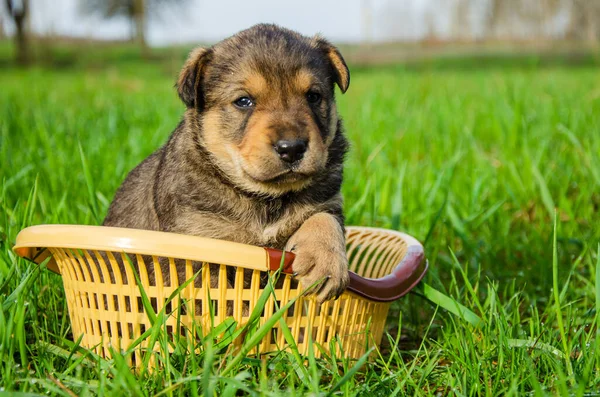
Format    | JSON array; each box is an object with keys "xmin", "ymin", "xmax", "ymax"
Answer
[{"xmin": 287, "ymin": 239, "xmax": 349, "ymax": 302}]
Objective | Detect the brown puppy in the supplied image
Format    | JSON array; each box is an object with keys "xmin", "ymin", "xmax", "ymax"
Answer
[{"xmin": 103, "ymin": 24, "xmax": 350, "ymax": 302}]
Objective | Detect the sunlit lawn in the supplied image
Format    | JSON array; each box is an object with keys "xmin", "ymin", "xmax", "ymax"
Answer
[{"xmin": 1, "ymin": 43, "xmax": 600, "ymax": 395}]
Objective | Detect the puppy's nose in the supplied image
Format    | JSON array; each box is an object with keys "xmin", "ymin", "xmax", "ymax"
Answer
[{"xmin": 274, "ymin": 139, "xmax": 308, "ymax": 163}]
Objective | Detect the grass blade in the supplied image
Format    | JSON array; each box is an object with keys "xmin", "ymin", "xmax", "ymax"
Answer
[
  {"xmin": 552, "ymin": 212, "xmax": 574, "ymax": 383},
  {"xmin": 421, "ymin": 283, "xmax": 482, "ymax": 328},
  {"xmin": 531, "ymin": 164, "xmax": 555, "ymax": 219},
  {"xmin": 78, "ymin": 142, "xmax": 101, "ymax": 224},
  {"xmin": 326, "ymin": 348, "xmax": 373, "ymax": 396},
  {"xmin": 596, "ymin": 244, "xmax": 600, "ymax": 341},
  {"xmin": 221, "ymin": 291, "xmax": 302, "ymax": 377}
]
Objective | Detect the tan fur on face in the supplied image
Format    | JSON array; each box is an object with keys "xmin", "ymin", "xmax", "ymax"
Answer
[
  {"xmin": 238, "ymin": 112, "xmax": 278, "ymax": 168},
  {"xmin": 236, "ymin": 109, "xmax": 327, "ymax": 192},
  {"xmin": 293, "ymin": 69, "xmax": 314, "ymax": 93},
  {"xmin": 199, "ymin": 66, "xmax": 332, "ymax": 197},
  {"xmin": 327, "ymin": 103, "xmax": 339, "ymax": 146},
  {"xmin": 244, "ymin": 72, "xmax": 269, "ymax": 97},
  {"xmin": 201, "ymin": 109, "xmax": 237, "ymax": 174}
]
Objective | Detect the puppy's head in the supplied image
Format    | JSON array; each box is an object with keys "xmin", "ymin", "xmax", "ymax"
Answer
[{"xmin": 177, "ymin": 24, "xmax": 350, "ymax": 196}]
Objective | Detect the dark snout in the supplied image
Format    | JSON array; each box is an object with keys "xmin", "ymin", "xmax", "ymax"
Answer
[
  {"xmin": 270, "ymin": 115, "xmax": 312, "ymax": 164},
  {"xmin": 274, "ymin": 139, "xmax": 308, "ymax": 163}
]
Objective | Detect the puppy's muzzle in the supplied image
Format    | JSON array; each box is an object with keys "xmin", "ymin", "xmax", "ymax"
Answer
[{"xmin": 274, "ymin": 139, "xmax": 308, "ymax": 164}]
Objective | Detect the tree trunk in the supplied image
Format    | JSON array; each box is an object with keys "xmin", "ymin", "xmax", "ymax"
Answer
[
  {"xmin": 485, "ymin": 0, "xmax": 503, "ymax": 39},
  {"xmin": 15, "ymin": 14, "xmax": 29, "ymax": 64},
  {"xmin": 587, "ymin": 16, "xmax": 599, "ymax": 44},
  {"xmin": 6, "ymin": 0, "xmax": 30, "ymax": 65},
  {"xmin": 588, "ymin": 1, "xmax": 600, "ymax": 44},
  {"xmin": 132, "ymin": 0, "xmax": 148, "ymax": 55},
  {"xmin": 567, "ymin": 0, "xmax": 588, "ymax": 40},
  {"xmin": 452, "ymin": 0, "xmax": 471, "ymax": 41}
]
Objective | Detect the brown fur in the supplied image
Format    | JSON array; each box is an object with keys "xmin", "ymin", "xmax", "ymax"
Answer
[{"xmin": 103, "ymin": 24, "xmax": 351, "ymax": 301}]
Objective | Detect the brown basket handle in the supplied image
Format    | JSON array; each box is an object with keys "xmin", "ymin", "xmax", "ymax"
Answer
[{"xmin": 265, "ymin": 245, "xmax": 427, "ymax": 303}]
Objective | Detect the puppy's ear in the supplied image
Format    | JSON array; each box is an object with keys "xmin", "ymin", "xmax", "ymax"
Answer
[
  {"xmin": 177, "ymin": 47, "xmax": 212, "ymax": 109},
  {"xmin": 315, "ymin": 38, "xmax": 350, "ymax": 94}
]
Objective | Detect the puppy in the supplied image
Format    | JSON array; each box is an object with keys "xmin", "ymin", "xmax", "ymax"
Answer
[{"xmin": 103, "ymin": 24, "xmax": 350, "ymax": 302}]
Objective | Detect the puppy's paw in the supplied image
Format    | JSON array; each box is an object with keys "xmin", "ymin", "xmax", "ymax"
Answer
[{"xmin": 287, "ymin": 238, "xmax": 349, "ymax": 303}]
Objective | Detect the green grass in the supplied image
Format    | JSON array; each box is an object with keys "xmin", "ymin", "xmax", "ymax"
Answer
[{"xmin": 1, "ymin": 42, "xmax": 600, "ymax": 395}]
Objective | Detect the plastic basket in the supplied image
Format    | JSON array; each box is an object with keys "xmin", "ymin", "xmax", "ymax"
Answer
[{"xmin": 14, "ymin": 225, "xmax": 427, "ymax": 361}]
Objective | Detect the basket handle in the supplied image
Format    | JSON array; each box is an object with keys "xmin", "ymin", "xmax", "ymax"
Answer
[
  {"xmin": 265, "ymin": 245, "xmax": 427, "ymax": 303},
  {"xmin": 265, "ymin": 248, "xmax": 296, "ymax": 273}
]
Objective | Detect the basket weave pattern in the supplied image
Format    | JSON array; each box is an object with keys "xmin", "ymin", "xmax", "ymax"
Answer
[{"xmin": 15, "ymin": 226, "xmax": 423, "ymax": 361}]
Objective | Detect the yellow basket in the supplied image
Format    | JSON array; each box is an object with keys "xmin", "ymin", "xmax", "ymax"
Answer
[{"xmin": 14, "ymin": 225, "xmax": 427, "ymax": 361}]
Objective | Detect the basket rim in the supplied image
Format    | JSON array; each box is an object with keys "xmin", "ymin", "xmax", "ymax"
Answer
[{"xmin": 13, "ymin": 224, "xmax": 427, "ymax": 302}]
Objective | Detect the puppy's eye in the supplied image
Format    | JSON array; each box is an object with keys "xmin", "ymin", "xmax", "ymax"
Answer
[
  {"xmin": 306, "ymin": 92, "xmax": 322, "ymax": 104},
  {"xmin": 234, "ymin": 97, "xmax": 255, "ymax": 109}
]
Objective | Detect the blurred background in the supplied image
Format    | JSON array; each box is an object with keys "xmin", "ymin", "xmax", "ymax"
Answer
[{"xmin": 1, "ymin": 0, "xmax": 599, "ymax": 67}]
